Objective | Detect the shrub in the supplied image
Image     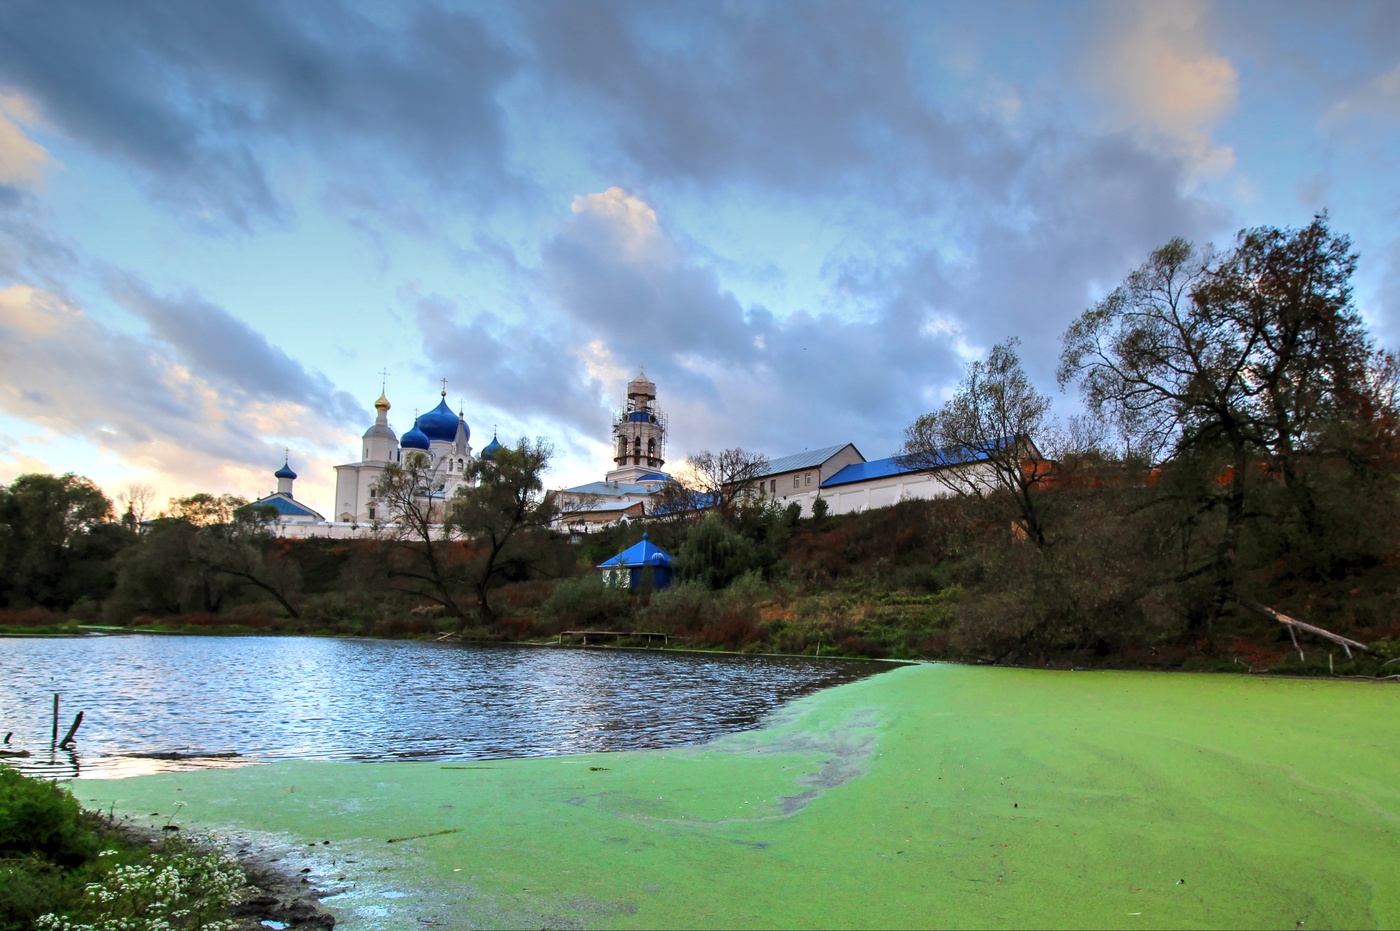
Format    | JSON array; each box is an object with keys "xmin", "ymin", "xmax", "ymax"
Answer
[
  {"xmin": 541, "ymin": 575, "xmax": 633, "ymax": 629},
  {"xmin": 0, "ymin": 767, "xmax": 99, "ymax": 868}
]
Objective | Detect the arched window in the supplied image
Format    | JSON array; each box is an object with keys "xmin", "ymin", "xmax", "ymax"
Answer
[
  {"xmin": 647, "ymin": 438, "xmax": 655, "ymax": 460},
  {"xmin": 618, "ymin": 436, "xmax": 628, "ymax": 458},
  {"xmin": 458, "ymin": 458, "xmax": 464, "ymax": 471},
  {"xmin": 633, "ymin": 436, "xmax": 642, "ymax": 463}
]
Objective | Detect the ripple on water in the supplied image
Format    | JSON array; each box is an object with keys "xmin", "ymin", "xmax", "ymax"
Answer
[{"xmin": 0, "ymin": 635, "xmax": 891, "ymax": 777}]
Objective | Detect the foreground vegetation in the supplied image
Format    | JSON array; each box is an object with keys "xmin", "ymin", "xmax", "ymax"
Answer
[
  {"xmin": 0, "ymin": 766, "xmax": 245, "ymax": 931},
  {"xmin": 3, "ymin": 216, "xmax": 1399, "ymax": 675}
]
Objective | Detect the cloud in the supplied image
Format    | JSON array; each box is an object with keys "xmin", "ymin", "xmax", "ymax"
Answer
[
  {"xmin": 1088, "ymin": 0, "xmax": 1238, "ymax": 177},
  {"xmin": 524, "ymin": 2, "xmax": 1017, "ymax": 203},
  {"xmin": 0, "ymin": 0, "xmax": 520, "ymax": 230},
  {"xmin": 0, "ymin": 92, "xmax": 51, "ymax": 187},
  {"xmin": 106, "ymin": 274, "xmax": 361, "ymax": 423},
  {"xmin": 1325, "ymin": 61, "xmax": 1400, "ymax": 127},
  {"xmin": 0, "ymin": 282, "xmax": 355, "ymax": 501},
  {"xmin": 463, "ymin": 188, "xmax": 969, "ymax": 460}
]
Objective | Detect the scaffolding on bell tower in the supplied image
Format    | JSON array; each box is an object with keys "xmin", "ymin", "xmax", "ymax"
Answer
[{"xmin": 610, "ymin": 371, "xmax": 667, "ymax": 472}]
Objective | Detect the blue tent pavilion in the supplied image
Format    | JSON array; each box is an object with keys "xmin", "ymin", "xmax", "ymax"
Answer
[{"xmin": 597, "ymin": 532, "xmax": 674, "ymax": 591}]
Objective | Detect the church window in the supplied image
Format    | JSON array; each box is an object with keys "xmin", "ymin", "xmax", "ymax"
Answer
[
  {"xmin": 793, "ymin": 475, "xmax": 800, "ymax": 489},
  {"xmin": 458, "ymin": 458, "xmax": 464, "ymax": 471},
  {"xmin": 770, "ymin": 479, "xmax": 776, "ymax": 494},
  {"xmin": 805, "ymin": 472, "xmax": 812, "ymax": 486},
  {"xmin": 368, "ymin": 507, "xmax": 376, "ymax": 520},
  {"xmin": 369, "ymin": 488, "xmax": 376, "ymax": 499},
  {"xmin": 619, "ymin": 437, "xmax": 627, "ymax": 458}
]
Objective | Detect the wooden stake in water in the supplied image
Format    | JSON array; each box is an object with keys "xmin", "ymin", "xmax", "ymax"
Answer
[
  {"xmin": 51, "ymin": 693, "xmax": 59, "ymax": 746},
  {"xmin": 59, "ymin": 712, "xmax": 84, "ymax": 749}
]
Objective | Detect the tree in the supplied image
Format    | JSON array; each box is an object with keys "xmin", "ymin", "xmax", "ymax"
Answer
[
  {"xmin": 117, "ymin": 483, "xmax": 155, "ymax": 535},
  {"xmin": 675, "ymin": 448, "xmax": 771, "ymax": 520},
  {"xmin": 0, "ymin": 473, "xmax": 124, "ymax": 608},
  {"xmin": 676, "ymin": 511, "xmax": 757, "ymax": 590},
  {"xmin": 447, "ymin": 438, "xmax": 558, "ymax": 624},
  {"xmin": 372, "ymin": 452, "xmax": 468, "ymax": 620},
  {"xmin": 1197, "ymin": 216, "xmax": 1378, "ymax": 536},
  {"xmin": 1058, "ymin": 216, "xmax": 1387, "ymax": 612},
  {"xmin": 166, "ymin": 493, "xmax": 248, "ymax": 527},
  {"xmin": 900, "ymin": 339, "xmax": 1053, "ymax": 547}
]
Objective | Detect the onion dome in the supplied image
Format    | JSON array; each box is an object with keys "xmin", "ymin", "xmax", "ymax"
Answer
[
  {"xmin": 480, "ymin": 432, "xmax": 503, "ymax": 461},
  {"xmin": 418, "ymin": 396, "xmax": 461, "ymax": 442},
  {"xmin": 274, "ymin": 459, "xmax": 297, "ymax": 480},
  {"xmin": 363, "ymin": 421, "xmax": 397, "ymax": 442},
  {"xmin": 374, "ymin": 391, "xmax": 391, "ymax": 413},
  {"xmin": 401, "ymin": 418, "xmax": 430, "ymax": 450}
]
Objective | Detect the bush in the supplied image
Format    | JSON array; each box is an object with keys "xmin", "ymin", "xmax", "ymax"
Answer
[
  {"xmin": 0, "ymin": 766, "xmax": 245, "ymax": 931},
  {"xmin": 0, "ymin": 767, "xmax": 99, "ymax": 867},
  {"xmin": 542, "ymin": 575, "xmax": 633, "ymax": 629}
]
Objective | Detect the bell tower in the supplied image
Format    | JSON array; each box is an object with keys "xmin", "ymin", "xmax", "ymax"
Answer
[{"xmin": 605, "ymin": 371, "xmax": 668, "ymax": 483}]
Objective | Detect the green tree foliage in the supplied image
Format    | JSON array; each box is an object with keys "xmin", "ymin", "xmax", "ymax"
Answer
[
  {"xmin": 901, "ymin": 339, "xmax": 1053, "ymax": 548},
  {"xmin": 447, "ymin": 438, "xmax": 558, "ymax": 624},
  {"xmin": 0, "ymin": 474, "xmax": 126, "ymax": 609},
  {"xmin": 676, "ymin": 512, "xmax": 758, "ymax": 590},
  {"xmin": 106, "ymin": 502, "xmax": 299, "ymax": 621}
]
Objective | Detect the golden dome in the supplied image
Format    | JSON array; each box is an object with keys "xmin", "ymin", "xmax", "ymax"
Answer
[{"xmin": 374, "ymin": 391, "xmax": 391, "ymax": 412}]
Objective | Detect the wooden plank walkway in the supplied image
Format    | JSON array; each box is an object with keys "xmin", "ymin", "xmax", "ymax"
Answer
[{"xmin": 557, "ymin": 630, "xmax": 669, "ymax": 647}]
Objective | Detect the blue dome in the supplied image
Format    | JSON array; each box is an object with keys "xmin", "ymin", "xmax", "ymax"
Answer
[
  {"xmin": 480, "ymin": 433, "xmax": 503, "ymax": 461},
  {"xmin": 274, "ymin": 460, "xmax": 297, "ymax": 480},
  {"xmin": 418, "ymin": 397, "xmax": 461, "ymax": 442},
  {"xmin": 401, "ymin": 418, "xmax": 430, "ymax": 450},
  {"xmin": 626, "ymin": 410, "xmax": 655, "ymax": 423}
]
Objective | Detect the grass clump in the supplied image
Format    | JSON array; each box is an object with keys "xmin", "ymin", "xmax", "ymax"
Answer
[{"xmin": 0, "ymin": 766, "xmax": 244, "ymax": 931}]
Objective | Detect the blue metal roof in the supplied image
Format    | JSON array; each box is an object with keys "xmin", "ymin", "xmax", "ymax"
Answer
[
  {"xmin": 597, "ymin": 532, "xmax": 673, "ymax": 569},
  {"xmin": 251, "ymin": 494, "xmax": 323, "ymax": 519},
  {"xmin": 758, "ymin": 443, "xmax": 859, "ymax": 478},
  {"xmin": 480, "ymin": 433, "xmax": 503, "ymax": 461},
  {"xmin": 821, "ymin": 442, "xmax": 1001, "ymax": 488},
  {"xmin": 563, "ymin": 480, "xmax": 660, "ymax": 499},
  {"xmin": 626, "ymin": 410, "xmax": 657, "ymax": 423}
]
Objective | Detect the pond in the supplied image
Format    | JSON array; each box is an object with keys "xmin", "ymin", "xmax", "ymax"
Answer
[{"xmin": 0, "ymin": 635, "xmax": 892, "ymax": 778}]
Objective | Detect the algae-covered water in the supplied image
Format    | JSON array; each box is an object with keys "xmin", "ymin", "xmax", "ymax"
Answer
[{"xmin": 70, "ymin": 664, "xmax": 1399, "ymax": 929}]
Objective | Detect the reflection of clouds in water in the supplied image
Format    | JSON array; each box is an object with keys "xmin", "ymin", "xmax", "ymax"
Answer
[{"xmin": 0, "ymin": 636, "xmax": 886, "ymax": 776}]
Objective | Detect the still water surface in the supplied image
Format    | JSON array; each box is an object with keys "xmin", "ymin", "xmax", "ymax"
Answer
[{"xmin": 0, "ymin": 635, "xmax": 888, "ymax": 778}]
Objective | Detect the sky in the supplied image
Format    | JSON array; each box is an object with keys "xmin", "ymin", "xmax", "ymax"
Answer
[{"xmin": 1, "ymin": 0, "xmax": 1398, "ymax": 516}]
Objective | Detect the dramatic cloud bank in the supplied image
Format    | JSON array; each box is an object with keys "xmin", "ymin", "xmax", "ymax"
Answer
[{"xmin": 0, "ymin": 1, "xmax": 1395, "ymax": 505}]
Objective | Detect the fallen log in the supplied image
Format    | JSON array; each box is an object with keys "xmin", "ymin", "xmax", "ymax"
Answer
[{"xmin": 1239, "ymin": 600, "xmax": 1370, "ymax": 660}]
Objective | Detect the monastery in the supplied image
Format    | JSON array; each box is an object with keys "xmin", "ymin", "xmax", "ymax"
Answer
[{"xmin": 257, "ymin": 371, "xmax": 1007, "ymax": 537}]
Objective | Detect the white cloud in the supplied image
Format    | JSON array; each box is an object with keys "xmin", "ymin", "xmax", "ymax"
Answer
[
  {"xmin": 0, "ymin": 92, "xmax": 51, "ymax": 187},
  {"xmin": 1324, "ymin": 61, "xmax": 1400, "ymax": 127},
  {"xmin": 0, "ymin": 283, "xmax": 350, "ymax": 506},
  {"xmin": 570, "ymin": 187, "xmax": 666, "ymax": 263},
  {"xmin": 1091, "ymin": 0, "xmax": 1238, "ymax": 178}
]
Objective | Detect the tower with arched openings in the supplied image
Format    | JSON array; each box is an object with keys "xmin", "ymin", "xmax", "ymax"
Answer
[{"xmin": 605, "ymin": 370, "xmax": 668, "ymax": 484}]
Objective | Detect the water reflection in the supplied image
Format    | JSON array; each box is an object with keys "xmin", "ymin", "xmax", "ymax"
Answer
[{"xmin": 0, "ymin": 635, "xmax": 889, "ymax": 778}]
